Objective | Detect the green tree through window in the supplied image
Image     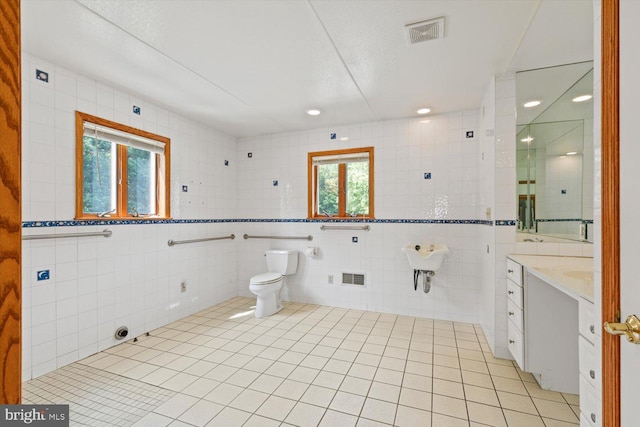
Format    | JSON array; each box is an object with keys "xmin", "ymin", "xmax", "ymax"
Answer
[{"xmin": 82, "ymin": 137, "xmax": 114, "ymax": 214}]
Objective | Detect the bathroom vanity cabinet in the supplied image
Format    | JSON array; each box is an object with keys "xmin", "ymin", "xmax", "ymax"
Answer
[
  {"xmin": 506, "ymin": 255, "xmax": 599, "ymax": 426},
  {"xmin": 578, "ymin": 297, "xmax": 600, "ymax": 426}
]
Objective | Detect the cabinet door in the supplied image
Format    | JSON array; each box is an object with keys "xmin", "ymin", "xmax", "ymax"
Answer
[
  {"xmin": 507, "ymin": 279, "xmax": 523, "ymax": 309},
  {"xmin": 524, "ymin": 272, "xmax": 579, "ymax": 393},
  {"xmin": 506, "ymin": 259, "xmax": 522, "ymax": 286},
  {"xmin": 507, "ymin": 320, "xmax": 524, "ymax": 370}
]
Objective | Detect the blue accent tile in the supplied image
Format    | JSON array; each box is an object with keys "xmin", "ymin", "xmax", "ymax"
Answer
[
  {"xmin": 273, "ymin": 180, "xmax": 278, "ymax": 186},
  {"xmin": 352, "ymin": 237, "xmax": 358, "ymax": 243},
  {"xmin": 37, "ymin": 270, "xmax": 50, "ymax": 281},
  {"xmin": 36, "ymin": 69, "xmax": 49, "ymax": 83},
  {"xmin": 224, "ymin": 160, "xmax": 229, "ymax": 166},
  {"xmin": 424, "ymin": 172, "xmax": 432, "ymax": 180},
  {"xmin": 133, "ymin": 105, "xmax": 141, "ymax": 115},
  {"xmin": 330, "ymin": 133, "xmax": 337, "ymax": 140}
]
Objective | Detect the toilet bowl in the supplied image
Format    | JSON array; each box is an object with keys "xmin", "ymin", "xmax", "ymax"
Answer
[{"xmin": 249, "ymin": 249, "xmax": 298, "ymax": 318}]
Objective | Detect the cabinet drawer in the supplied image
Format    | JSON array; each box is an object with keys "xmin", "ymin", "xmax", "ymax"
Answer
[
  {"xmin": 506, "ymin": 259, "xmax": 522, "ymax": 286},
  {"xmin": 579, "ymin": 336, "xmax": 598, "ymax": 392},
  {"xmin": 580, "ymin": 375, "xmax": 599, "ymax": 427},
  {"xmin": 507, "ymin": 279, "xmax": 523, "ymax": 309},
  {"xmin": 507, "ymin": 299, "xmax": 523, "ymax": 332},
  {"xmin": 507, "ymin": 319, "xmax": 524, "ymax": 370},
  {"xmin": 579, "ymin": 298, "xmax": 596, "ymax": 344}
]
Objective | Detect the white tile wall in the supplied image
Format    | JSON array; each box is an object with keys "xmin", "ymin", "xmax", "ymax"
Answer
[
  {"xmin": 491, "ymin": 74, "xmax": 517, "ymax": 359},
  {"xmin": 236, "ymin": 114, "xmax": 485, "ymax": 324},
  {"xmin": 21, "ymin": 53, "xmax": 239, "ymax": 381}
]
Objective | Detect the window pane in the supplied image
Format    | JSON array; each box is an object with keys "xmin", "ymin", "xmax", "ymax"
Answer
[
  {"xmin": 317, "ymin": 163, "xmax": 339, "ymax": 216},
  {"xmin": 127, "ymin": 147, "xmax": 156, "ymax": 215},
  {"xmin": 346, "ymin": 161, "xmax": 369, "ymax": 215},
  {"xmin": 82, "ymin": 136, "xmax": 115, "ymax": 214}
]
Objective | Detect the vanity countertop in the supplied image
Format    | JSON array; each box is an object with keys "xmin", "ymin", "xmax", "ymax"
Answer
[{"xmin": 507, "ymin": 254, "xmax": 594, "ymax": 302}]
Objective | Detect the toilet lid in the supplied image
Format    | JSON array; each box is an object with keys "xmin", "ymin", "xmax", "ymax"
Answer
[{"xmin": 250, "ymin": 272, "xmax": 283, "ymax": 285}]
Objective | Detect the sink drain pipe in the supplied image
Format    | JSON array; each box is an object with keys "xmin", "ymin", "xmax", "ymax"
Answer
[{"xmin": 413, "ymin": 269, "xmax": 435, "ymax": 293}]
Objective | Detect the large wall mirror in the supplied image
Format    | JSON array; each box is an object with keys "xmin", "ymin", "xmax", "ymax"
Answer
[{"xmin": 516, "ymin": 61, "xmax": 593, "ymax": 243}]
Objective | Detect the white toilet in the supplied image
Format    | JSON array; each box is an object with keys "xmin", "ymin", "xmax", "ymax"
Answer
[{"xmin": 249, "ymin": 249, "xmax": 298, "ymax": 318}]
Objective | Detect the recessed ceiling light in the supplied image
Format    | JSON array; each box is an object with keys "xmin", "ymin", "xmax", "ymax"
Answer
[
  {"xmin": 416, "ymin": 108, "xmax": 431, "ymax": 115},
  {"xmin": 566, "ymin": 151, "xmax": 578, "ymax": 155},
  {"xmin": 572, "ymin": 95, "xmax": 592, "ymax": 103},
  {"xmin": 523, "ymin": 100, "xmax": 542, "ymax": 108},
  {"xmin": 306, "ymin": 109, "xmax": 321, "ymax": 116},
  {"xmin": 521, "ymin": 137, "xmax": 534, "ymax": 143}
]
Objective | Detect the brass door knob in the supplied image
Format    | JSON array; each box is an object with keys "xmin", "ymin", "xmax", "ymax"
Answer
[{"xmin": 604, "ymin": 314, "xmax": 640, "ymax": 344}]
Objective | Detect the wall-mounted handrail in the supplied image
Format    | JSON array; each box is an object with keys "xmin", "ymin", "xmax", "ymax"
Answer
[
  {"xmin": 243, "ymin": 234, "xmax": 313, "ymax": 241},
  {"xmin": 22, "ymin": 229, "xmax": 113, "ymax": 240},
  {"xmin": 168, "ymin": 234, "xmax": 235, "ymax": 247},
  {"xmin": 320, "ymin": 225, "xmax": 370, "ymax": 231}
]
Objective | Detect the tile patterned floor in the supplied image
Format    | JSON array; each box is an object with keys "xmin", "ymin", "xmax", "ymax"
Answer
[{"xmin": 23, "ymin": 297, "xmax": 580, "ymax": 426}]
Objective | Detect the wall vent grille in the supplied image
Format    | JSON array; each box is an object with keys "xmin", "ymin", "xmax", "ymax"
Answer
[
  {"xmin": 406, "ymin": 17, "xmax": 445, "ymax": 44},
  {"xmin": 342, "ymin": 273, "xmax": 365, "ymax": 286}
]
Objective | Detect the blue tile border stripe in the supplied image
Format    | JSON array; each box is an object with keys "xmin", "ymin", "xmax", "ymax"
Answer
[
  {"xmin": 494, "ymin": 219, "xmax": 594, "ymax": 226},
  {"xmin": 495, "ymin": 220, "xmax": 517, "ymax": 226},
  {"xmin": 23, "ymin": 218, "xmax": 495, "ymax": 228},
  {"xmin": 535, "ymin": 218, "xmax": 584, "ymax": 223}
]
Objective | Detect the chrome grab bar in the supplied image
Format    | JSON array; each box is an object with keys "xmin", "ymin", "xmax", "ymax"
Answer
[
  {"xmin": 320, "ymin": 225, "xmax": 370, "ymax": 231},
  {"xmin": 168, "ymin": 234, "xmax": 235, "ymax": 246},
  {"xmin": 243, "ymin": 234, "xmax": 313, "ymax": 241},
  {"xmin": 22, "ymin": 229, "xmax": 112, "ymax": 240}
]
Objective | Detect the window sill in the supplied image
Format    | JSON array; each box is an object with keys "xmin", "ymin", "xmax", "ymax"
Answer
[
  {"xmin": 310, "ymin": 217, "xmax": 373, "ymax": 220},
  {"xmin": 75, "ymin": 216, "xmax": 172, "ymax": 221}
]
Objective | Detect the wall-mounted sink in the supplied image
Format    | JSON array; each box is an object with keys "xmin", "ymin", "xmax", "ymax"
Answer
[{"xmin": 401, "ymin": 244, "xmax": 449, "ymax": 271}]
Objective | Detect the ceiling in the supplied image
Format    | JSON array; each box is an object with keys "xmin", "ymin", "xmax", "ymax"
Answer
[
  {"xmin": 516, "ymin": 62, "xmax": 594, "ymax": 126},
  {"xmin": 21, "ymin": 0, "xmax": 594, "ymax": 138}
]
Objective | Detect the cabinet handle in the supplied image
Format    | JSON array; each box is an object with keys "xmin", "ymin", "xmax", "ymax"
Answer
[
  {"xmin": 508, "ymin": 290, "xmax": 514, "ymax": 295},
  {"xmin": 508, "ymin": 311, "xmax": 514, "ymax": 316},
  {"xmin": 590, "ymin": 325, "xmax": 595, "ymax": 334},
  {"xmin": 507, "ymin": 269, "xmax": 514, "ymax": 273},
  {"xmin": 509, "ymin": 339, "xmax": 515, "ymax": 344},
  {"xmin": 591, "ymin": 413, "xmax": 596, "ymax": 422},
  {"xmin": 590, "ymin": 370, "xmax": 595, "ymax": 379}
]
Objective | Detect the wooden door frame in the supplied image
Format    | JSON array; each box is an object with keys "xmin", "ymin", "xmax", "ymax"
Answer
[
  {"xmin": 0, "ymin": 0, "xmax": 22, "ymax": 404},
  {"xmin": 601, "ymin": 0, "xmax": 620, "ymax": 426}
]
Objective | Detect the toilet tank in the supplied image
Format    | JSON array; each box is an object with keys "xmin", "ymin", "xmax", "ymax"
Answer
[{"xmin": 265, "ymin": 249, "xmax": 298, "ymax": 275}]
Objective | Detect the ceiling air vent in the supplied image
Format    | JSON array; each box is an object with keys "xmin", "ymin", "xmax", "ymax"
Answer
[
  {"xmin": 342, "ymin": 273, "xmax": 365, "ymax": 286},
  {"xmin": 406, "ymin": 17, "xmax": 445, "ymax": 44}
]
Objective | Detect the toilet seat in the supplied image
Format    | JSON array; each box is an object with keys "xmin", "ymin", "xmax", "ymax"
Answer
[{"xmin": 250, "ymin": 272, "xmax": 283, "ymax": 286}]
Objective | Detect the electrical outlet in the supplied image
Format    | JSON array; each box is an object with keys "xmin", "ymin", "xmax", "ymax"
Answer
[
  {"xmin": 181, "ymin": 281, "xmax": 187, "ymax": 293},
  {"xmin": 328, "ymin": 275, "xmax": 333, "ymax": 284}
]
